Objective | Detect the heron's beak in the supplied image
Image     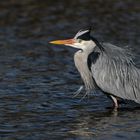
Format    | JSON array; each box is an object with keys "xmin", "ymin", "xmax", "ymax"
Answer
[{"xmin": 50, "ymin": 39, "xmax": 75, "ymax": 45}]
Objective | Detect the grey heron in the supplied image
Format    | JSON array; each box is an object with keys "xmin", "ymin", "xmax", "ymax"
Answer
[{"xmin": 50, "ymin": 28, "xmax": 140, "ymax": 108}]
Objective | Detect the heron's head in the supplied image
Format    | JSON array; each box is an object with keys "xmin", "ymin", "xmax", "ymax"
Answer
[{"xmin": 50, "ymin": 29, "xmax": 97, "ymax": 51}]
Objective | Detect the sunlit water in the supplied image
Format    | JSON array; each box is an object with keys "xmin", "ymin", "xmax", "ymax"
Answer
[{"xmin": 0, "ymin": 0, "xmax": 139, "ymax": 139}]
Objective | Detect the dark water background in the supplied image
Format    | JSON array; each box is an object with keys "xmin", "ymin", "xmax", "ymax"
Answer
[{"xmin": 0, "ymin": 0, "xmax": 139, "ymax": 139}]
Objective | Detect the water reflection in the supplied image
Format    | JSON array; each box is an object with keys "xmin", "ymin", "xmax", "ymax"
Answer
[
  {"xmin": 0, "ymin": 0, "xmax": 139, "ymax": 139},
  {"xmin": 68, "ymin": 108, "xmax": 140, "ymax": 139}
]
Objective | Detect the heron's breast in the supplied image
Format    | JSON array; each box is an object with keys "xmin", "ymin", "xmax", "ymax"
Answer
[{"xmin": 74, "ymin": 51, "xmax": 88, "ymax": 71}]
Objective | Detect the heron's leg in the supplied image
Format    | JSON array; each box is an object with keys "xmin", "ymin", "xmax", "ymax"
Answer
[
  {"xmin": 110, "ymin": 95, "xmax": 119, "ymax": 108},
  {"xmin": 73, "ymin": 85, "xmax": 84, "ymax": 97}
]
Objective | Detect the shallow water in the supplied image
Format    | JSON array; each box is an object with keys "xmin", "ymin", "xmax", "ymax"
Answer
[{"xmin": 0, "ymin": 0, "xmax": 139, "ymax": 139}]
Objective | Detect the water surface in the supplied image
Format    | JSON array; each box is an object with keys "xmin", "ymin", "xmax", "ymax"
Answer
[{"xmin": 0, "ymin": 0, "xmax": 139, "ymax": 139}]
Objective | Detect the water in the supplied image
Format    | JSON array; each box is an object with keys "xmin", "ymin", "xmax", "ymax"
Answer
[{"xmin": 0, "ymin": 0, "xmax": 139, "ymax": 139}]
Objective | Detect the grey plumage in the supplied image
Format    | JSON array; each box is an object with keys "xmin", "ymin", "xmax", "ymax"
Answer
[
  {"xmin": 90, "ymin": 43, "xmax": 140, "ymax": 104},
  {"xmin": 74, "ymin": 50, "xmax": 97, "ymax": 91},
  {"xmin": 73, "ymin": 31, "xmax": 140, "ymax": 105}
]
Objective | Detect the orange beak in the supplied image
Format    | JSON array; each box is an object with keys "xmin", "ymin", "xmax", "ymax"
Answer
[{"xmin": 50, "ymin": 39, "xmax": 75, "ymax": 45}]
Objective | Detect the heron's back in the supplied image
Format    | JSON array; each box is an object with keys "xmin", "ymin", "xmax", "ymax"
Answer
[{"xmin": 90, "ymin": 43, "xmax": 140, "ymax": 104}]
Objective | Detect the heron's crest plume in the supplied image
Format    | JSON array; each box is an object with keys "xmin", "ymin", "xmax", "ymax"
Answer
[{"xmin": 74, "ymin": 28, "xmax": 92, "ymax": 40}]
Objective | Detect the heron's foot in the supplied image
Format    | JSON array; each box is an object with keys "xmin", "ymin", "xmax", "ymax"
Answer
[{"xmin": 72, "ymin": 85, "xmax": 84, "ymax": 98}]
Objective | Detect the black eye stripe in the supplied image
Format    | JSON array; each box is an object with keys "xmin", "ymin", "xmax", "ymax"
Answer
[
  {"xmin": 77, "ymin": 36, "xmax": 90, "ymax": 41},
  {"xmin": 77, "ymin": 33, "xmax": 91, "ymax": 40}
]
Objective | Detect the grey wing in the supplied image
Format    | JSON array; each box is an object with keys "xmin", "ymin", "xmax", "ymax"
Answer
[{"xmin": 90, "ymin": 43, "xmax": 140, "ymax": 104}]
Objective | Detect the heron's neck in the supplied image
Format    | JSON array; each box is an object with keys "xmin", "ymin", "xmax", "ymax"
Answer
[
  {"xmin": 74, "ymin": 50, "xmax": 95, "ymax": 91},
  {"xmin": 82, "ymin": 42, "xmax": 96, "ymax": 55}
]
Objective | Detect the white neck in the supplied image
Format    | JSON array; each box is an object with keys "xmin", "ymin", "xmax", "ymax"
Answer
[{"xmin": 81, "ymin": 40, "xmax": 96, "ymax": 55}]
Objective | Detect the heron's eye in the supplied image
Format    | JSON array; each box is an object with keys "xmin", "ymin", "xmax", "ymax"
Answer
[{"xmin": 77, "ymin": 39, "xmax": 82, "ymax": 43}]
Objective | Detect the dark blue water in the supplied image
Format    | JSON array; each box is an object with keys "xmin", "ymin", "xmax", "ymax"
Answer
[{"xmin": 0, "ymin": 0, "xmax": 139, "ymax": 139}]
